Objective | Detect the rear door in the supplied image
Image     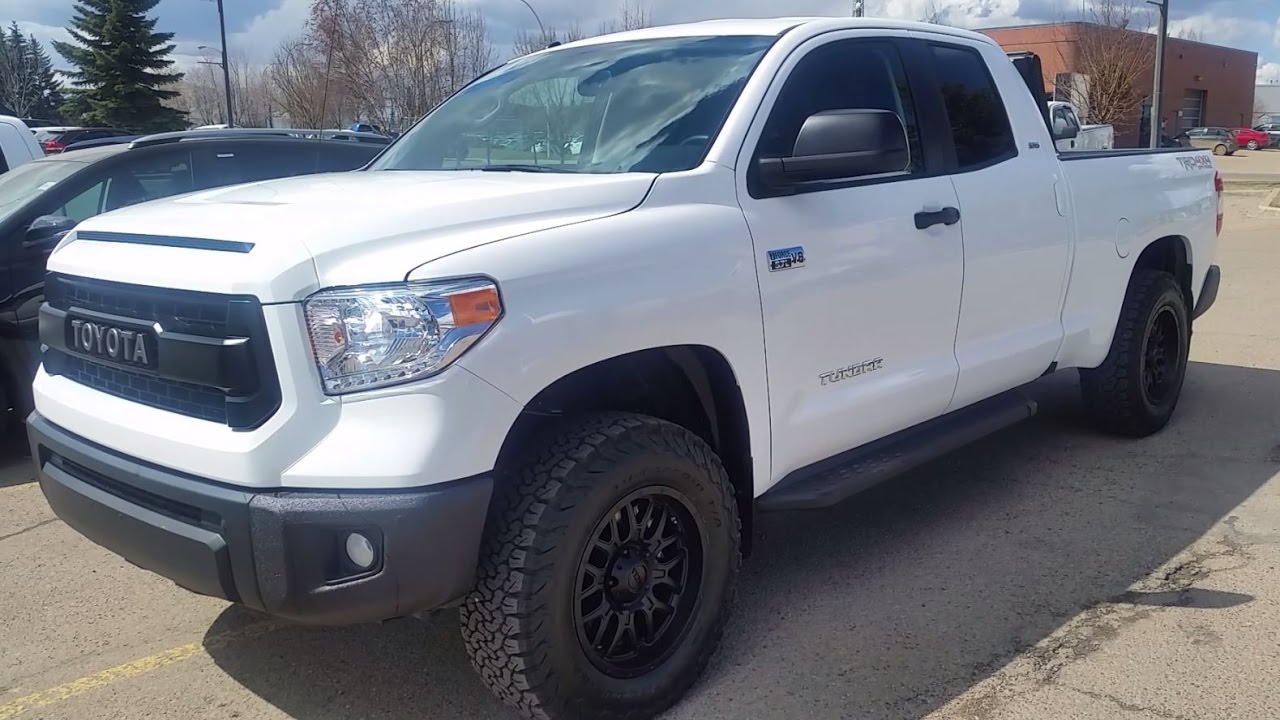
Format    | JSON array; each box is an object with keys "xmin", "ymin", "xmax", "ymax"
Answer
[
  {"xmin": 736, "ymin": 34, "xmax": 965, "ymax": 479},
  {"xmin": 925, "ymin": 39, "xmax": 1072, "ymax": 409}
]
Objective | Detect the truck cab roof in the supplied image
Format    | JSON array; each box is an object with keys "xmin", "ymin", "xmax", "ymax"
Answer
[{"xmin": 555, "ymin": 17, "xmax": 999, "ymax": 48}]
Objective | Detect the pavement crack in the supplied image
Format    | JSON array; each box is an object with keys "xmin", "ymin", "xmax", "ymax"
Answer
[
  {"xmin": 0, "ymin": 519, "xmax": 56, "ymax": 543},
  {"xmin": 1063, "ymin": 685, "xmax": 1197, "ymax": 720}
]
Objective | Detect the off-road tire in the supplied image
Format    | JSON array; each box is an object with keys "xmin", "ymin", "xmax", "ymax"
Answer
[
  {"xmin": 1080, "ymin": 270, "xmax": 1190, "ymax": 437},
  {"xmin": 461, "ymin": 413, "xmax": 741, "ymax": 720}
]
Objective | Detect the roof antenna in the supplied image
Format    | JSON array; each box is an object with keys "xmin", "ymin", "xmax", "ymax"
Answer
[{"xmin": 547, "ymin": 40, "xmax": 562, "ymax": 48}]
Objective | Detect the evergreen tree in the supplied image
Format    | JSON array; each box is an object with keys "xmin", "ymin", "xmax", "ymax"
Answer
[
  {"xmin": 53, "ymin": 0, "xmax": 186, "ymax": 131},
  {"xmin": 27, "ymin": 34, "xmax": 65, "ymax": 120}
]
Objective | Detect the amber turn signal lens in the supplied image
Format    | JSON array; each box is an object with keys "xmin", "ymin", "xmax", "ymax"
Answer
[{"xmin": 448, "ymin": 287, "xmax": 502, "ymax": 326}]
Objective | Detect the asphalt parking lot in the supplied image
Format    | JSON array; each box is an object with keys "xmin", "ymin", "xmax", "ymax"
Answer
[{"xmin": 2, "ymin": 193, "xmax": 1279, "ymax": 720}]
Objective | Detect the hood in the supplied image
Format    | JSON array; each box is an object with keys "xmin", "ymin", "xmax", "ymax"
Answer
[{"xmin": 49, "ymin": 170, "xmax": 655, "ymax": 300}]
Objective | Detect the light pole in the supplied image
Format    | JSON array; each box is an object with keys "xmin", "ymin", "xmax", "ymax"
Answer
[
  {"xmin": 514, "ymin": 0, "xmax": 546, "ymax": 38},
  {"xmin": 197, "ymin": 45, "xmax": 233, "ymax": 126},
  {"xmin": 198, "ymin": 0, "xmax": 234, "ymax": 127},
  {"xmin": 1147, "ymin": 0, "xmax": 1169, "ymax": 148}
]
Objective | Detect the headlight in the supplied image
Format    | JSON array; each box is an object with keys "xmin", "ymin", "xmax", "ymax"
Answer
[{"xmin": 303, "ymin": 277, "xmax": 502, "ymax": 394}]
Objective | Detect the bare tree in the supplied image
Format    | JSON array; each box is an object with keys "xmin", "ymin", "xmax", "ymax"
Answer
[
  {"xmin": 1056, "ymin": 0, "xmax": 1153, "ymax": 130},
  {"xmin": 599, "ymin": 0, "xmax": 652, "ymax": 35},
  {"xmin": 1173, "ymin": 26, "xmax": 1203, "ymax": 42},
  {"xmin": 918, "ymin": 1, "xmax": 950, "ymax": 25},
  {"xmin": 0, "ymin": 30, "xmax": 40, "ymax": 117},
  {"xmin": 269, "ymin": 36, "xmax": 336, "ymax": 129},
  {"xmin": 183, "ymin": 51, "xmax": 235, "ymax": 125},
  {"xmin": 512, "ymin": 24, "xmax": 584, "ymax": 57},
  {"xmin": 306, "ymin": 0, "xmax": 493, "ymax": 132},
  {"xmin": 226, "ymin": 50, "xmax": 275, "ymax": 127}
]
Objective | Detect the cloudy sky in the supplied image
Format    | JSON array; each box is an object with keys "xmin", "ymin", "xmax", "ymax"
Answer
[{"xmin": 4, "ymin": 0, "xmax": 1279, "ymax": 82}]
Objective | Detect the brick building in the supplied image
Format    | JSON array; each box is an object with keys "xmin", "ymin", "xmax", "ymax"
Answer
[{"xmin": 982, "ymin": 22, "xmax": 1257, "ymax": 147}]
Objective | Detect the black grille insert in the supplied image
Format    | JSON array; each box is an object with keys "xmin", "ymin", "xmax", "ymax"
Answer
[{"xmin": 43, "ymin": 274, "xmax": 281, "ymax": 429}]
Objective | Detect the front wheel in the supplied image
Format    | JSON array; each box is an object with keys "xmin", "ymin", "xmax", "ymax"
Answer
[
  {"xmin": 1080, "ymin": 270, "xmax": 1190, "ymax": 437},
  {"xmin": 462, "ymin": 413, "xmax": 741, "ymax": 720},
  {"xmin": 1247, "ymin": 140, "xmax": 1260, "ymax": 150}
]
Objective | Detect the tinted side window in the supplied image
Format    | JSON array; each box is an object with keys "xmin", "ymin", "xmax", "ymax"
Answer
[
  {"xmin": 102, "ymin": 150, "xmax": 194, "ymax": 212},
  {"xmin": 756, "ymin": 40, "xmax": 924, "ymax": 174},
  {"xmin": 318, "ymin": 143, "xmax": 381, "ymax": 172},
  {"xmin": 238, "ymin": 144, "xmax": 318, "ymax": 183},
  {"xmin": 928, "ymin": 44, "xmax": 1015, "ymax": 170},
  {"xmin": 58, "ymin": 180, "xmax": 107, "ymax": 221}
]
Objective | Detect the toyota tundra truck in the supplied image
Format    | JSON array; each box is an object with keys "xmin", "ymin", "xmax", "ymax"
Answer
[{"xmin": 27, "ymin": 18, "xmax": 1222, "ymax": 720}]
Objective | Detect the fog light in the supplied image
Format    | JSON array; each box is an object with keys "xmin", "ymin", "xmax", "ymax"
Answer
[{"xmin": 345, "ymin": 532, "xmax": 376, "ymax": 570}]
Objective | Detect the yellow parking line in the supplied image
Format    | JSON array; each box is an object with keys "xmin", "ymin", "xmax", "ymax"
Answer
[{"xmin": 0, "ymin": 622, "xmax": 280, "ymax": 720}]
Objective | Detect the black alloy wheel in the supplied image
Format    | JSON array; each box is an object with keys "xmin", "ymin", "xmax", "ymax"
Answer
[
  {"xmin": 1080, "ymin": 270, "xmax": 1190, "ymax": 437},
  {"xmin": 574, "ymin": 487, "xmax": 704, "ymax": 677},
  {"xmin": 1141, "ymin": 305, "xmax": 1181, "ymax": 407}
]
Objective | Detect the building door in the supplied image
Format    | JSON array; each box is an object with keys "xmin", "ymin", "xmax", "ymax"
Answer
[{"xmin": 1182, "ymin": 90, "xmax": 1206, "ymax": 129}]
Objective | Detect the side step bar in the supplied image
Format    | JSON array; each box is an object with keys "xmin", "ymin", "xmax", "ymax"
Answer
[{"xmin": 757, "ymin": 391, "xmax": 1038, "ymax": 512}]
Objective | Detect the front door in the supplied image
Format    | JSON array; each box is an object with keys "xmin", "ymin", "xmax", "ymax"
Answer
[{"xmin": 736, "ymin": 36, "xmax": 964, "ymax": 481}]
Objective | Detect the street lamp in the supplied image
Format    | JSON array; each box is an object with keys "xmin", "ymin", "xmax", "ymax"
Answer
[
  {"xmin": 514, "ymin": 0, "xmax": 546, "ymax": 38},
  {"xmin": 1147, "ymin": 0, "xmax": 1169, "ymax": 148},
  {"xmin": 198, "ymin": 0, "xmax": 234, "ymax": 127}
]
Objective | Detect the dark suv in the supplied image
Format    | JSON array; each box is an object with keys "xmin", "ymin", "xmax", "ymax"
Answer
[{"xmin": 0, "ymin": 131, "xmax": 384, "ymax": 419}]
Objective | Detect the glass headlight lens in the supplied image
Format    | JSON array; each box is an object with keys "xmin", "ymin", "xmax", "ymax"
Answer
[{"xmin": 303, "ymin": 278, "xmax": 501, "ymax": 394}]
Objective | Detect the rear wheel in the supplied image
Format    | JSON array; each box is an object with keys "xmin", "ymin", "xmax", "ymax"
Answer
[
  {"xmin": 1247, "ymin": 139, "xmax": 1260, "ymax": 151},
  {"xmin": 1080, "ymin": 270, "xmax": 1190, "ymax": 437},
  {"xmin": 1213, "ymin": 144, "xmax": 1228, "ymax": 156},
  {"xmin": 461, "ymin": 413, "xmax": 741, "ymax": 720}
]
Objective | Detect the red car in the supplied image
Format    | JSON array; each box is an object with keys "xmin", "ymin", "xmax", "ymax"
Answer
[{"xmin": 1234, "ymin": 128, "xmax": 1271, "ymax": 151}]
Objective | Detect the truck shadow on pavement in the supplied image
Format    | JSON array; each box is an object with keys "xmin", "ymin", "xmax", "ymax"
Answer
[
  {"xmin": 0, "ymin": 426, "xmax": 32, "ymax": 488},
  {"xmin": 203, "ymin": 361, "xmax": 1280, "ymax": 720}
]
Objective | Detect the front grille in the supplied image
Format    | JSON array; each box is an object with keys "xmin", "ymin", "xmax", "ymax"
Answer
[
  {"xmin": 59, "ymin": 354, "xmax": 227, "ymax": 424},
  {"xmin": 43, "ymin": 274, "xmax": 281, "ymax": 429},
  {"xmin": 51, "ymin": 274, "xmax": 232, "ymax": 337}
]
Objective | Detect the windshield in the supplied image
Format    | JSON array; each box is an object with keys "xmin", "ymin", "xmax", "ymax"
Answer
[
  {"xmin": 373, "ymin": 35, "xmax": 775, "ymax": 174},
  {"xmin": 0, "ymin": 160, "xmax": 85, "ymax": 225}
]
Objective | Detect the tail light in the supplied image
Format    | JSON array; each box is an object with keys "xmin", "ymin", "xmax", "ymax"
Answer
[
  {"xmin": 1214, "ymin": 171, "xmax": 1224, "ymax": 236},
  {"xmin": 40, "ymin": 141, "xmax": 65, "ymax": 154}
]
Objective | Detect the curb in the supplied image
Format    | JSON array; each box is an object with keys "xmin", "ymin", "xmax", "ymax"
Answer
[{"xmin": 1260, "ymin": 188, "xmax": 1280, "ymax": 214}]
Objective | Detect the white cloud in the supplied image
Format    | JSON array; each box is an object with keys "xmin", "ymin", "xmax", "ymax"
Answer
[
  {"xmin": 1168, "ymin": 13, "xmax": 1258, "ymax": 48},
  {"xmin": 15, "ymin": 20, "xmax": 73, "ymax": 50},
  {"xmin": 227, "ymin": 0, "xmax": 312, "ymax": 63},
  {"xmin": 1260, "ymin": 61, "xmax": 1280, "ymax": 85}
]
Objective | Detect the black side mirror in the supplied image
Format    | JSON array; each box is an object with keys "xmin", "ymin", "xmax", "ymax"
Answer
[
  {"xmin": 24, "ymin": 215, "xmax": 78, "ymax": 249},
  {"xmin": 1052, "ymin": 117, "xmax": 1079, "ymax": 141},
  {"xmin": 759, "ymin": 109, "xmax": 909, "ymax": 188}
]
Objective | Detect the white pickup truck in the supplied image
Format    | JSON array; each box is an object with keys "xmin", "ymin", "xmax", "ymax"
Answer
[
  {"xmin": 1048, "ymin": 100, "xmax": 1115, "ymax": 152},
  {"xmin": 29, "ymin": 18, "xmax": 1221, "ymax": 720}
]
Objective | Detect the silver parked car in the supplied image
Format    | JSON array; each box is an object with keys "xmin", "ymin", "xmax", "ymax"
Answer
[
  {"xmin": 1183, "ymin": 127, "xmax": 1239, "ymax": 156},
  {"xmin": 1255, "ymin": 122, "xmax": 1280, "ymax": 148}
]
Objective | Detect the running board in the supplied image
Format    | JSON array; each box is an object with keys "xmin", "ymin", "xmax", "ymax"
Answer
[{"xmin": 757, "ymin": 391, "xmax": 1038, "ymax": 512}]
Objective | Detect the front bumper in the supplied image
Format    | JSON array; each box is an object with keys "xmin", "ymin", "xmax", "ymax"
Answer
[{"xmin": 30, "ymin": 413, "xmax": 492, "ymax": 624}]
